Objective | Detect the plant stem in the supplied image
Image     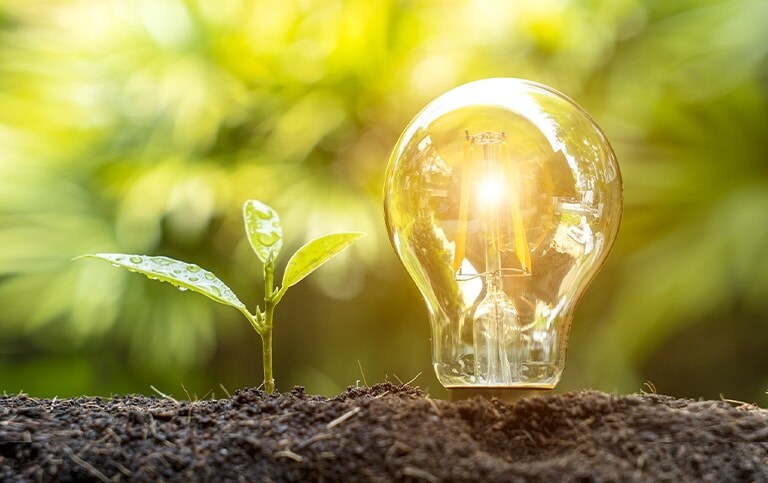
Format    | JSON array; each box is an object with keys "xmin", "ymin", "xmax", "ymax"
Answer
[
  {"xmin": 262, "ymin": 260, "xmax": 276, "ymax": 394},
  {"xmin": 261, "ymin": 322, "xmax": 274, "ymax": 394}
]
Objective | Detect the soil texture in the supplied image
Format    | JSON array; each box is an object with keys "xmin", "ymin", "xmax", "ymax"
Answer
[{"xmin": 1, "ymin": 383, "xmax": 767, "ymax": 482}]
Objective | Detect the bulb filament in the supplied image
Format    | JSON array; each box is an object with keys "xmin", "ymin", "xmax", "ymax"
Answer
[{"xmin": 458, "ymin": 130, "xmax": 527, "ymax": 383}]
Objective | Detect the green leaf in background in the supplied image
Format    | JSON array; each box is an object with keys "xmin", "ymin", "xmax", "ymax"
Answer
[
  {"xmin": 282, "ymin": 233, "xmax": 365, "ymax": 289},
  {"xmin": 243, "ymin": 200, "xmax": 283, "ymax": 264},
  {"xmin": 77, "ymin": 254, "xmax": 246, "ymax": 311}
]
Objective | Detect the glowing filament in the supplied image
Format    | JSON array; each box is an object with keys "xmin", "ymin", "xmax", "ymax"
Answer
[{"xmin": 477, "ymin": 176, "xmax": 506, "ymax": 207}]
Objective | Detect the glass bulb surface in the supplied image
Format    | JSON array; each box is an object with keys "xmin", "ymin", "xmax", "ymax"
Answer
[{"xmin": 384, "ymin": 78, "xmax": 622, "ymax": 389}]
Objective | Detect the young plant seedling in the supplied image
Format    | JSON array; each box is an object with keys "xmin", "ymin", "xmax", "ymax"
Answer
[{"xmin": 77, "ymin": 200, "xmax": 364, "ymax": 394}]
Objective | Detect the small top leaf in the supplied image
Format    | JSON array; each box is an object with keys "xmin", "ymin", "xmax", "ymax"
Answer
[
  {"xmin": 77, "ymin": 254, "xmax": 246, "ymax": 310},
  {"xmin": 282, "ymin": 232, "xmax": 365, "ymax": 289},
  {"xmin": 243, "ymin": 200, "xmax": 283, "ymax": 264}
]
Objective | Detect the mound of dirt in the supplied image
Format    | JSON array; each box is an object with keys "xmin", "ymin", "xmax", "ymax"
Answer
[{"xmin": 1, "ymin": 383, "xmax": 767, "ymax": 481}]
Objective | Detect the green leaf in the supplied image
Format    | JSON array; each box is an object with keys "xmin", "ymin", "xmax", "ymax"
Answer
[
  {"xmin": 77, "ymin": 254, "xmax": 246, "ymax": 310},
  {"xmin": 243, "ymin": 200, "xmax": 283, "ymax": 264},
  {"xmin": 282, "ymin": 232, "xmax": 365, "ymax": 289}
]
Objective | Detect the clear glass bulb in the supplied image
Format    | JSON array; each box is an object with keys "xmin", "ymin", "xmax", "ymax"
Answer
[{"xmin": 384, "ymin": 78, "xmax": 622, "ymax": 395}]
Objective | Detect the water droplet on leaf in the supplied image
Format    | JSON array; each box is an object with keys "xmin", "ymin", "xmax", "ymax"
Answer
[
  {"xmin": 253, "ymin": 207, "xmax": 273, "ymax": 219},
  {"xmin": 256, "ymin": 232, "xmax": 279, "ymax": 246},
  {"xmin": 178, "ymin": 286, "xmax": 188, "ymax": 291},
  {"xmin": 129, "ymin": 256, "xmax": 143, "ymax": 264},
  {"xmin": 187, "ymin": 265, "xmax": 201, "ymax": 273}
]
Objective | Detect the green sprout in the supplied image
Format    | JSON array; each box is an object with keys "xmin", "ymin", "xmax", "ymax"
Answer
[{"xmin": 77, "ymin": 200, "xmax": 364, "ymax": 394}]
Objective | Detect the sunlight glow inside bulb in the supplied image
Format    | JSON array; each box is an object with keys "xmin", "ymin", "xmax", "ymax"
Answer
[
  {"xmin": 384, "ymin": 78, "xmax": 622, "ymax": 393},
  {"xmin": 477, "ymin": 176, "xmax": 506, "ymax": 207}
]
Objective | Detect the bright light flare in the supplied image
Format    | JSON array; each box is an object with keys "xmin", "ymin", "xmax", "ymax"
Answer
[{"xmin": 477, "ymin": 176, "xmax": 506, "ymax": 207}]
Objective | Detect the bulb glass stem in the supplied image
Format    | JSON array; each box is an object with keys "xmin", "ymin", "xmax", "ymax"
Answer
[{"xmin": 470, "ymin": 131, "xmax": 522, "ymax": 384}]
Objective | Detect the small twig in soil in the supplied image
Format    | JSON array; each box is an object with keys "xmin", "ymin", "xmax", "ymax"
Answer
[
  {"xmin": 274, "ymin": 449, "xmax": 304, "ymax": 462},
  {"xmin": 148, "ymin": 413, "xmax": 158, "ymax": 439},
  {"xmin": 719, "ymin": 395, "xmax": 757, "ymax": 410},
  {"xmin": 327, "ymin": 407, "xmax": 361, "ymax": 429},
  {"xmin": 424, "ymin": 396, "xmax": 442, "ymax": 416},
  {"xmin": 508, "ymin": 429, "xmax": 536, "ymax": 446},
  {"xmin": 1, "ymin": 415, "xmax": 17, "ymax": 425},
  {"xmin": 385, "ymin": 441, "xmax": 412, "ymax": 463},
  {"xmin": 78, "ymin": 430, "xmax": 116, "ymax": 457},
  {"xmin": 105, "ymin": 428, "xmax": 121, "ymax": 446},
  {"xmin": 116, "ymin": 463, "xmax": 132, "ymax": 477},
  {"xmin": 263, "ymin": 411, "xmax": 297, "ymax": 424},
  {"xmin": 402, "ymin": 465, "xmax": 439, "ymax": 483},
  {"xmin": 219, "ymin": 383, "xmax": 232, "ymax": 399},
  {"xmin": 391, "ymin": 372, "xmax": 422, "ymax": 387},
  {"xmin": 63, "ymin": 446, "xmax": 111, "ymax": 483},
  {"xmin": 296, "ymin": 433, "xmax": 334, "ymax": 451},
  {"xmin": 404, "ymin": 372, "xmax": 422, "ymax": 387},
  {"xmin": 488, "ymin": 403, "xmax": 501, "ymax": 420},
  {"xmin": 357, "ymin": 360, "xmax": 368, "ymax": 387},
  {"xmin": 186, "ymin": 405, "xmax": 194, "ymax": 428},
  {"xmin": 75, "ymin": 440, "xmax": 93, "ymax": 457},
  {"xmin": 569, "ymin": 416, "xmax": 595, "ymax": 434},
  {"xmin": 180, "ymin": 383, "xmax": 192, "ymax": 400},
  {"xmin": 642, "ymin": 381, "xmax": 657, "ymax": 394},
  {"xmin": 149, "ymin": 385, "xmax": 179, "ymax": 405}
]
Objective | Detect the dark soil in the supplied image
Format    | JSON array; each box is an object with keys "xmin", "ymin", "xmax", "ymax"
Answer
[{"xmin": 1, "ymin": 383, "xmax": 767, "ymax": 482}]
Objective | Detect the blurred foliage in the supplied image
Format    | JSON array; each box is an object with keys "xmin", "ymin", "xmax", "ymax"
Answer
[{"xmin": 0, "ymin": 0, "xmax": 766, "ymax": 402}]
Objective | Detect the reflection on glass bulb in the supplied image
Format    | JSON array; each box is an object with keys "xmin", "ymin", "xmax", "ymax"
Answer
[{"xmin": 384, "ymin": 78, "xmax": 622, "ymax": 397}]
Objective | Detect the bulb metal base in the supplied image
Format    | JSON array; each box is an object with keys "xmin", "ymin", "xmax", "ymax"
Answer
[{"xmin": 448, "ymin": 386, "xmax": 553, "ymax": 404}]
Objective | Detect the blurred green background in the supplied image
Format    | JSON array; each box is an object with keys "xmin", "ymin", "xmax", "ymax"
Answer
[{"xmin": 1, "ymin": 0, "xmax": 767, "ymax": 403}]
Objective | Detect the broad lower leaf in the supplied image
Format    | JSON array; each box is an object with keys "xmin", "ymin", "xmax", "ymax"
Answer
[
  {"xmin": 77, "ymin": 254, "xmax": 246, "ymax": 310},
  {"xmin": 282, "ymin": 232, "xmax": 365, "ymax": 289},
  {"xmin": 243, "ymin": 200, "xmax": 283, "ymax": 264}
]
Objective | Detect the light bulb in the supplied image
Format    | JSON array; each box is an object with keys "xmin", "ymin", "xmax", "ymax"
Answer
[{"xmin": 384, "ymin": 78, "xmax": 622, "ymax": 400}]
